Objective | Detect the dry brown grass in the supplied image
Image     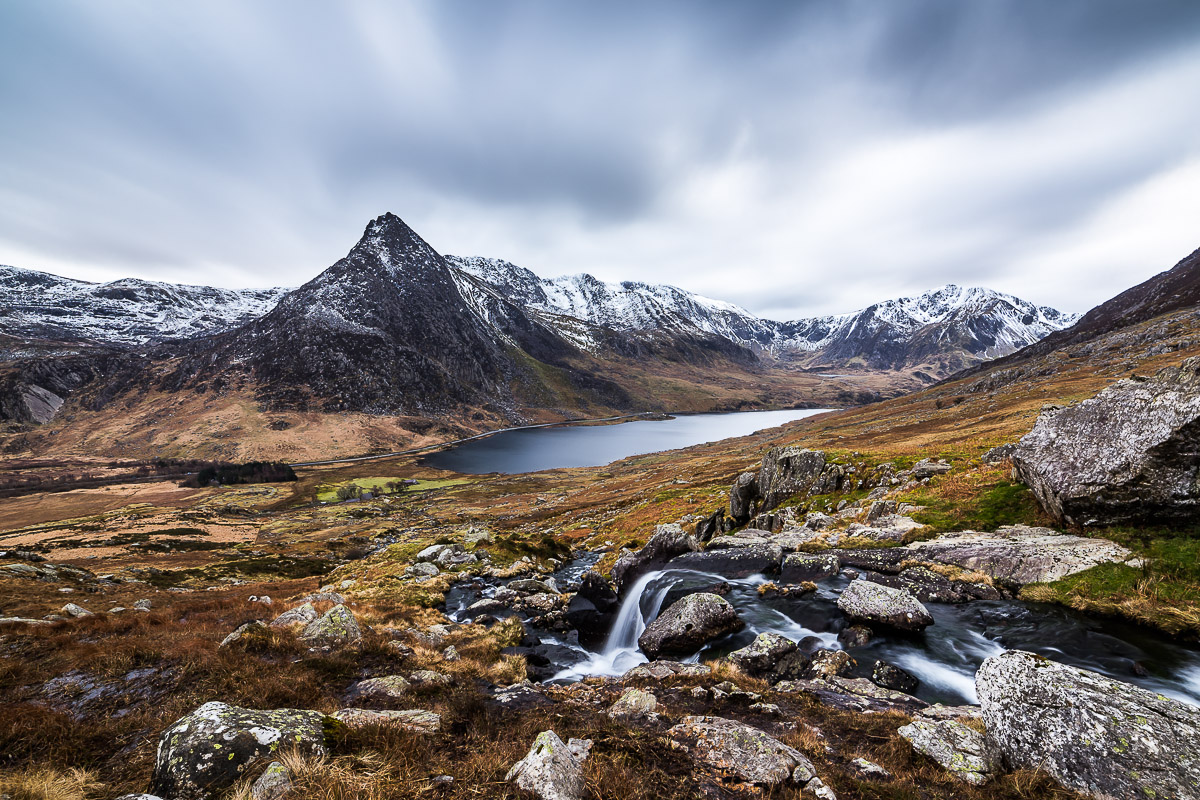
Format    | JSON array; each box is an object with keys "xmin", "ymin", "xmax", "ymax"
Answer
[{"xmin": 0, "ymin": 767, "xmax": 105, "ymax": 800}]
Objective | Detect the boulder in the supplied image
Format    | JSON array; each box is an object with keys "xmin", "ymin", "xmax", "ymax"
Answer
[
  {"xmin": 837, "ymin": 625, "xmax": 872, "ymax": 648},
  {"xmin": 611, "ymin": 524, "xmax": 699, "ymax": 592},
  {"xmin": 727, "ymin": 632, "xmax": 797, "ymax": 675},
  {"xmin": 564, "ymin": 571, "xmax": 619, "ymax": 647},
  {"xmin": 807, "ymin": 649, "xmax": 854, "ymax": 679},
  {"xmin": 977, "ymin": 649, "xmax": 1200, "ymax": 800},
  {"xmin": 668, "ymin": 716, "xmax": 832, "ymax": 795},
  {"xmin": 298, "ymin": 604, "xmax": 361, "ymax": 650},
  {"xmin": 505, "ymin": 730, "xmax": 592, "ymax": 800},
  {"xmin": 1012, "ymin": 357, "xmax": 1200, "ymax": 526},
  {"xmin": 781, "ymin": 553, "xmax": 839, "ymax": 583},
  {"xmin": 269, "ymin": 603, "xmax": 317, "ymax": 629},
  {"xmin": 729, "ymin": 471, "xmax": 760, "ymax": 523},
  {"xmin": 758, "ymin": 447, "xmax": 827, "ymax": 511},
  {"xmin": 637, "ymin": 593, "xmax": 743, "ymax": 659},
  {"xmin": 332, "ymin": 708, "xmax": 441, "ymax": 732},
  {"xmin": 608, "ymin": 687, "xmax": 657, "ymax": 719},
  {"xmin": 909, "ymin": 459, "xmax": 951, "ymax": 480},
  {"xmin": 150, "ymin": 702, "xmax": 328, "ymax": 800},
  {"xmin": 871, "ymin": 659, "xmax": 918, "ymax": 694},
  {"xmin": 404, "ymin": 562, "xmax": 440, "ymax": 578},
  {"xmin": 904, "ymin": 525, "xmax": 1138, "ymax": 586},
  {"xmin": 219, "ymin": 621, "xmax": 270, "ymax": 649},
  {"xmin": 508, "ymin": 578, "xmax": 559, "ymax": 595},
  {"xmin": 666, "ymin": 543, "xmax": 783, "ymax": 577},
  {"xmin": 836, "ymin": 578, "xmax": 933, "ymax": 632},
  {"xmin": 622, "ymin": 661, "xmax": 711, "ymax": 680},
  {"xmin": 897, "ymin": 719, "xmax": 996, "ymax": 785},
  {"xmin": 346, "ymin": 675, "xmax": 410, "ymax": 702},
  {"xmin": 865, "ymin": 500, "xmax": 898, "ymax": 523},
  {"xmin": 61, "ymin": 603, "xmax": 92, "ymax": 618}
]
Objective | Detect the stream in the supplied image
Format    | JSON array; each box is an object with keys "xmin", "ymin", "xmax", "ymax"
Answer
[{"xmin": 447, "ymin": 557, "xmax": 1200, "ymax": 707}]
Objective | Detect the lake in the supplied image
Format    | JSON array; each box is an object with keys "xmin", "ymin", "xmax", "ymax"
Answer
[{"xmin": 421, "ymin": 408, "xmax": 833, "ymax": 474}]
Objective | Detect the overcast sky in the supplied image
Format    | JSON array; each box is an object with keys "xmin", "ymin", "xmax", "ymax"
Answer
[{"xmin": 2, "ymin": 1, "xmax": 1199, "ymax": 319}]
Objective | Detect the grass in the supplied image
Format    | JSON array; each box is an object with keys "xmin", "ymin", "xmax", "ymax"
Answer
[
  {"xmin": 314, "ymin": 478, "xmax": 473, "ymax": 503},
  {"xmin": 899, "ymin": 465, "xmax": 1053, "ymax": 533}
]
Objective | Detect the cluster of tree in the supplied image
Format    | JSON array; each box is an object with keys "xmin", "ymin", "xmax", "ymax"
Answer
[
  {"xmin": 180, "ymin": 461, "xmax": 297, "ymax": 488},
  {"xmin": 332, "ymin": 479, "xmax": 415, "ymax": 502}
]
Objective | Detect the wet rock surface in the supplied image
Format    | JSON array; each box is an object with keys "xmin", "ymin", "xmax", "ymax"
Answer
[
  {"xmin": 638, "ymin": 592, "xmax": 743, "ymax": 659},
  {"xmin": 836, "ymin": 578, "xmax": 933, "ymax": 631},
  {"xmin": 611, "ymin": 524, "xmax": 699, "ymax": 592}
]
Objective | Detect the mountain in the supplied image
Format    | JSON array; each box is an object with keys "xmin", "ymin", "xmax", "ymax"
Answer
[
  {"xmin": 0, "ymin": 265, "xmax": 287, "ymax": 345},
  {"xmin": 448, "ymin": 256, "xmax": 1077, "ymax": 375}
]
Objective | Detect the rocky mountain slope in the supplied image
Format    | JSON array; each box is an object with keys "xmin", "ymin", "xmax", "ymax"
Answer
[
  {"xmin": 0, "ymin": 265, "xmax": 287, "ymax": 345},
  {"xmin": 449, "ymin": 256, "xmax": 1076, "ymax": 375}
]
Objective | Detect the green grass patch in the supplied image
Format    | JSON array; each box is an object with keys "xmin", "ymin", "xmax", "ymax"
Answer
[
  {"xmin": 315, "ymin": 477, "xmax": 473, "ymax": 503},
  {"xmin": 901, "ymin": 476, "xmax": 1048, "ymax": 533}
]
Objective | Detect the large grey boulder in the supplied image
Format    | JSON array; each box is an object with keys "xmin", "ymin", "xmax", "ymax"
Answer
[
  {"xmin": 150, "ymin": 702, "xmax": 329, "ymax": 800},
  {"xmin": 269, "ymin": 603, "xmax": 316, "ymax": 630},
  {"xmin": 668, "ymin": 716, "xmax": 834, "ymax": 795},
  {"xmin": 836, "ymin": 578, "xmax": 933, "ymax": 632},
  {"xmin": 1012, "ymin": 357, "xmax": 1200, "ymax": 526},
  {"xmin": 758, "ymin": 447, "xmax": 827, "ymax": 512},
  {"xmin": 611, "ymin": 524, "xmax": 699, "ymax": 592},
  {"xmin": 897, "ymin": 719, "xmax": 996, "ymax": 785},
  {"xmin": 781, "ymin": 552, "xmax": 840, "ymax": 583},
  {"xmin": 904, "ymin": 525, "xmax": 1138, "ymax": 586},
  {"xmin": 638, "ymin": 593, "xmax": 743, "ymax": 659},
  {"xmin": 977, "ymin": 650, "xmax": 1200, "ymax": 800},
  {"xmin": 505, "ymin": 730, "xmax": 592, "ymax": 800},
  {"xmin": 727, "ymin": 632, "xmax": 797, "ymax": 674},
  {"xmin": 298, "ymin": 604, "xmax": 361, "ymax": 650}
]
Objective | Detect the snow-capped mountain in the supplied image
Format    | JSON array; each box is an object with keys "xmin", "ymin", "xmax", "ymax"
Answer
[
  {"xmin": 447, "ymin": 256, "xmax": 1077, "ymax": 372},
  {"xmin": 0, "ymin": 265, "xmax": 287, "ymax": 345}
]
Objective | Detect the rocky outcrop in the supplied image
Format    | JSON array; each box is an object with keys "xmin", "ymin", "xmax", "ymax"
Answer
[
  {"xmin": 637, "ymin": 593, "xmax": 743, "ymax": 659},
  {"xmin": 977, "ymin": 650, "xmax": 1200, "ymax": 800},
  {"xmin": 904, "ymin": 525, "xmax": 1138, "ymax": 586},
  {"xmin": 897, "ymin": 719, "xmax": 996, "ymax": 786},
  {"xmin": 836, "ymin": 578, "xmax": 933, "ymax": 631},
  {"xmin": 667, "ymin": 542, "xmax": 783, "ymax": 577},
  {"xmin": 1012, "ymin": 357, "xmax": 1200, "ymax": 526},
  {"xmin": 781, "ymin": 553, "xmax": 839, "ymax": 583},
  {"xmin": 150, "ymin": 702, "xmax": 329, "ymax": 800},
  {"xmin": 298, "ymin": 604, "xmax": 361, "ymax": 651},
  {"xmin": 729, "ymin": 471, "xmax": 759, "ymax": 523},
  {"xmin": 758, "ymin": 447, "xmax": 828, "ymax": 511},
  {"xmin": 727, "ymin": 633, "xmax": 797, "ymax": 675},
  {"xmin": 611, "ymin": 524, "xmax": 699, "ymax": 592},
  {"xmin": 269, "ymin": 602, "xmax": 317, "ymax": 629},
  {"xmin": 505, "ymin": 730, "xmax": 592, "ymax": 800},
  {"xmin": 668, "ymin": 716, "xmax": 834, "ymax": 796},
  {"xmin": 564, "ymin": 571, "xmax": 619, "ymax": 647},
  {"xmin": 346, "ymin": 675, "xmax": 410, "ymax": 702},
  {"xmin": 608, "ymin": 687, "xmax": 657, "ymax": 719}
]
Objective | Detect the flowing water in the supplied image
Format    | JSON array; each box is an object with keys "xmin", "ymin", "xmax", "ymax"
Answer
[
  {"xmin": 421, "ymin": 408, "xmax": 833, "ymax": 474},
  {"xmin": 448, "ymin": 562, "xmax": 1200, "ymax": 707}
]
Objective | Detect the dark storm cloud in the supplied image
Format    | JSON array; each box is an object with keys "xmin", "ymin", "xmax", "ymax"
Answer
[{"xmin": 0, "ymin": 0, "xmax": 1198, "ymax": 315}]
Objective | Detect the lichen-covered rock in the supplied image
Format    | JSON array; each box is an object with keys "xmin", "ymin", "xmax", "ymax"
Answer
[
  {"xmin": 758, "ymin": 447, "xmax": 827, "ymax": 512},
  {"xmin": 408, "ymin": 669, "xmax": 452, "ymax": 688},
  {"xmin": 871, "ymin": 659, "xmax": 918, "ymax": 694},
  {"xmin": 61, "ymin": 602, "xmax": 92, "ymax": 618},
  {"xmin": 807, "ymin": 649, "xmax": 854, "ymax": 679},
  {"xmin": 622, "ymin": 661, "xmax": 711, "ymax": 680},
  {"xmin": 346, "ymin": 675, "xmax": 410, "ymax": 702},
  {"xmin": 298, "ymin": 604, "xmax": 361, "ymax": 650},
  {"xmin": 332, "ymin": 708, "xmax": 441, "ymax": 732},
  {"xmin": 404, "ymin": 562, "xmax": 440, "ymax": 578},
  {"xmin": 150, "ymin": 702, "xmax": 329, "ymax": 800},
  {"xmin": 668, "ymin": 715, "xmax": 832, "ymax": 795},
  {"xmin": 505, "ymin": 730, "xmax": 592, "ymax": 800},
  {"xmin": 897, "ymin": 719, "xmax": 996, "ymax": 785},
  {"xmin": 269, "ymin": 603, "xmax": 317, "ymax": 630},
  {"xmin": 977, "ymin": 649, "xmax": 1200, "ymax": 800},
  {"xmin": 1012, "ymin": 357, "xmax": 1200, "ymax": 526},
  {"xmin": 904, "ymin": 526, "xmax": 1138, "ymax": 586},
  {"xmin": 909, "ymin": 459, "xmax": 951, "ymax": 480},
  {"xmin": 729, "ymin": 471, "xmax": 760, "ymax": 523},
  {"xmin": 637, "ymin": 593, "xmax": 743, "ymax": 659},
  {"xmin": 836, "ymin": 578, "xmax": 933, "ymax": 631},
  {"xmin": 781, "ymin": 553, "xmax": 839, "ymax": 583},
  {"xmin": 608, "ymin": 687, "xmax": 657, "ymax": 718},
  {"xmin": 727, "ymin": 632, "xmax": 797, "ymax": 675},
  {"xmin": 611, "ymin": 524, "xmax": 699, "ymax": 592},
  {"xmin": 249, "ymin": 761, "xmax": 291, "ymax": 800}
]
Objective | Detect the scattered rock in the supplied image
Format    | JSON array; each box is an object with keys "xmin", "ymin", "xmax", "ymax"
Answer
[
  {"xmin": 668, "ymin": 715, "xmax": 832, "ymax": 795},
  {"xmin": 897, "ymin": 719, "xmax": 996, "ymax": 786},
  {"xmin": 977, "ymin": 649, "xmax": 1200, "ymax": 800},
  {"xmin": 219, "ymin": 621, "xmax": 269, "ymax": 649},
  {"xmin": 1012, "ymin": 357, "xmax": 1200, "ymax": 525},
  {"xmin": 509, "ymin": 578, "xmax": 559, "ymax": 595},
  {"xmin": 808, "ymin": 649, "xmax": 854, "ymax": 679},
  {"xmin": 505, "ymin": 730, "xmax": 592, "ymax": 800},
  {"xmin": 405, "ymin": 562, "xmax": 440, "ymax": 578},
  {"xmin": 150, "ymin": 702, "xmax": 328, "ymax": 800},
  {"xmin": 134, "ymin": 599, "xmax": 152, "ymax": 611},
  {"xmin": 623, "ymin": 661, "xmax": 712, "ymax": 680},
  {"xmin": 667, "ymin": 543, "xmax": 783, "ymax": 577},
  {"xmin": 637, "ymin": 593, "xmax": 743, "ymax": 659},
  {"xmin": 249, "ymin": 762, "xmax": 291, "ymax": 800},
  {"xmin": 332, "ymin": 708, "xmax": 441, "ymax": 732},
  {"xmin": 299, "ymin": 591, "xmax": 344, "ymax": 605},
  {"xmin": 871, "ymin": 660, "xmax": 918, "ymax": 694},
  {"xmin": 61, "ymin": 602, "xmax": 92, "ymax": 618},
  {"xmin": 346, "ymin": 675, "xmax": 410, "ymax": 702},
  {"xmin": 909, "ymin": 459, "xmax": 951, "ymax": 480},
  {"xmin": 982, "ymin": 443, "xmax": 1017, "ymax": 464},
  {"xmin": 849, "ymin": 757, "xmax": 891, "ymax": 779},
  {"xmin": 727, "ymin": 632, "xmax": 797, "ymax": 674},
  {"xmin": 298, "ymin": 604, "xmax": 361, "ymax": 651},
  {"xmin": 836, "ymin": 578, "xmax": 933, "ymax": 631},
  {"xmin": 780, "ymin": 553, "xmax": 839, "ymax": 583},
  {"xmin": 608, "ymin": 688, "xmax": 657, "ymax": 719},
  {"xmin": 269, "ymin": 603, "xmax": 317, "ymax": 630},
  {"xmin": 837, "ymin": 625, "xmax": 872, "ymax": 648},
  {"xmin": 409, "ymin": 670, "xmax": 452, "ymax": 688}
]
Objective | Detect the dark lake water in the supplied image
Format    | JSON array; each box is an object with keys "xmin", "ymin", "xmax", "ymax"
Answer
[{"xmin": 421, "ymin": 408, "xmax": 832, "ymax": 474}]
